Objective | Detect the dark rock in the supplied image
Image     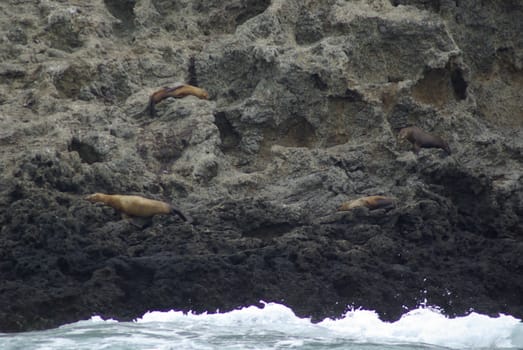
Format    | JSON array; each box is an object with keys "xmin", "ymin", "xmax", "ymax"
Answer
[{"xmin": 0, "ymin": 0, "xmax": 522, "ymax": 333}]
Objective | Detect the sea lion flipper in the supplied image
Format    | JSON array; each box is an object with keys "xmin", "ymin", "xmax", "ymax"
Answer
[
  {"xmin": 184, "ymin": 215, "xmax": 194, "ymax": 225},
  {"xmin": 374, "ymin": 198, "xmax": 395, "ymax": 210},
  {"xmin": 170, "ymin": 207, "xmax": 188, "ymax": 222},
  {"xmin": 147, "ymin": 98, "xmax": 156, "ymax": 117}
]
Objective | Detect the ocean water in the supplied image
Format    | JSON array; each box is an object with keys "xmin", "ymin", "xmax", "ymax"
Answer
[{"xmin": 1, "ymin": 302, "xmax": 522, "ymax": 350}]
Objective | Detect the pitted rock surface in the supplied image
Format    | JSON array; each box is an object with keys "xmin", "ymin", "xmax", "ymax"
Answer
[{"xmin": 0, "ymin": 0, "xmax": 522, "ymax": 331}]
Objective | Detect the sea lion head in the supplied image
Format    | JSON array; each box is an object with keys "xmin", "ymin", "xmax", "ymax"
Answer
[
  {"xmin": 398, "ymin": 128, "xmax": 410, "ymax": 142},
  {"xmin": 194, "ymin": 87, "xmax": 209, "ymax": 100},
  {"xmin": 85, "ymin": 193, "xmax": 105, "ymax": 203}
]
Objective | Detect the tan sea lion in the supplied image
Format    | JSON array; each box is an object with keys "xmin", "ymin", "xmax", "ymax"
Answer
[
  {"xmin": 338, "ymin": 195, "xmax": 396, "ymax": 211},
  {"xmin": 146, "ymin": 83, "xmax": 209, "ymax": 117},
  {"xmin": 398, "ymin": 126, "xmax": 451, "ymax": 155},
  {"xmin": 86, "ymin": 193, "xmax": 188, "ymax": 221}
]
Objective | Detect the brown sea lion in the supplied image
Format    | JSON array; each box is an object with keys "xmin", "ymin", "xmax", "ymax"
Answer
[
  {"xmin": 146, "ymin": 83, "xmax": 209, "ymax": 117},
  {"xmin": 86, "ymin": 193, "xmax": 188, "ymax": 221},
  {"xmin": 398, "ymin": 126, "xmax": 451, "ymax": 155},
  {"xmin": 338, "ymin": 195, "xmax": 396, "ymax": 211},
  {"xmin": 132, "ymin": 83, "xmax": 209, "ymax": 118}
]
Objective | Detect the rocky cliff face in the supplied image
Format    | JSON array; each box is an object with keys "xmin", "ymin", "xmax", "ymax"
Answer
[{"xmin": 0, "ymin": 0, "xmax": 522, "ymax": 332}]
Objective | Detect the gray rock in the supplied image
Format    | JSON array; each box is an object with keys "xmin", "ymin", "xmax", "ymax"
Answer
[{"xmin": 0, "ymin": 0, "xmax": 522, "ymax": 332}]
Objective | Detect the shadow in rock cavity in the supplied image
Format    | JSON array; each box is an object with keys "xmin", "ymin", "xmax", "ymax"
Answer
[{"xmin": 103, "ymin": 0, "xmax": 136, "ymax": 36}]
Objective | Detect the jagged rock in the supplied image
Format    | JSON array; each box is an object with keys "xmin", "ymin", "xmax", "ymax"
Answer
[{"xmin": 0, "ymin": 0, "xmax": 522, "ymax": 332}]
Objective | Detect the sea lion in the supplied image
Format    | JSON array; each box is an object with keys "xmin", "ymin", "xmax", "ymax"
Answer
[
  {"xmin": 143, "ymin": 83, "xmax": 209, "ymax": 117},
  {"xmin": 398, "ymin": 126, "xmax": 451, "ymax": 155},
  {"xmin": 338, "ymin": 195, "xmax": 396, "ymax": 211},
  {"xmin": 86, "ymin": 193, "xmax": 188, "ymax": 221}
]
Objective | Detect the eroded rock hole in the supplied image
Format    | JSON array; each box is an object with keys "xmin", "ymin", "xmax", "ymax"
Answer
[
  {"xmin": 68, "ymin": 138, "xmax": 104, "ymax": 164},
  {"xmin": 188, "ymin": 56, "xmax": 198, "ymax": 86},
  {"xmin": 46, "ymin": 18, "xmax": 83, "ymax": 52},
  {"xmin": 53, "ymin": 63, "xmax": 93, "ymax": 99},
  {"xmin": 390, "ymin": 0, "xmax": 441, "ymax": 11},
  {"xmin": 234, "ymin": 0, "xmax": 271, "ymax": 27},
  {"xmin": 103, "ymin": 0, "xmax": 136, "ymax": 35},
  {"xmin": 312, "ymin": 74, "xmax": 328, "ymax": 91},
  {"xmin": 342, "ymin": 88, "xmax": 363, "ymax": 102},
  {"xmin": 412, "ymin": 65, "xmax": 467, "ymax": 106},
  {"xmin": 451, "ymin": 68, "xmax": 467, "ymax": 100},
  {"xmin": 244, "ymin": 223, "xmax": 294, "ymax": 239},
  {"xmin": 214, "ymin": 112, "xmax": 241, "ymax": 152},
  {"xmin": 411, "ymin": 68, "xmax": 450, "ymax": 107},
  {"xmin": 261, "ymin": 117, "xmax": 317, "ymax": 150},
  {"xmin": 278, "ymin": 117, "xmax": 317, "ymax": 148}
]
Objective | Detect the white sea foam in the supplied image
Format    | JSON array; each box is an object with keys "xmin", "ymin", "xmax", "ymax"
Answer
[
  {"xmin": 320, "ymin": 306, "xmax": 523, "ymax": 349},
  {"xmin": 131, "ymin": 302, "xmax": 523, "ymax": 349},
  {"xmin": 1, "ymin": 302, "xmax": 522, "ymax": 350}
]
